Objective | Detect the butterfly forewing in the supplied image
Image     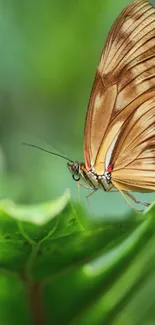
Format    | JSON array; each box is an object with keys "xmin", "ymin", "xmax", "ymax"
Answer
[{"xmin": 84, "ymin": 0, "xmax": 155, "ymax": 193}]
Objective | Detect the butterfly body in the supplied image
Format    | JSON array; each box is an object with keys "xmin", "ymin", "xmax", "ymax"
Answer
[{"xmin": 68, "ymin": 161, "xmax": 112, "ymax": 191}]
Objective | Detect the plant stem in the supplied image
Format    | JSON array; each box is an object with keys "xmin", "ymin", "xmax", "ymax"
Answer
[
  {"xmin": 28, "ymin": 282, "xmax": 47, "ymax": 325},
  {"xmin": 21, "ymin": 272, "xmax": 47, "ymax": 325}
]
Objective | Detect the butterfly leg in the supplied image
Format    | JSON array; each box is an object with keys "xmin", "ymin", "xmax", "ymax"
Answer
[
  {"xmin": 77, "ymin": 181, "xmax": 97, "ymax": 204},
  {"xmin": 124, "ymin": 191, "xmax": 150, "ymax": 207},
  {"xmin": 86, "ymin": 189, "xmax": 97, "ymax": 200},
  {"xmin": 77, "ymin": 181, "xmax": 94, "ymax": 190},
  {"xmin": 107, "ymin": 185, "xmax": 115, "ymax": 191},
  {"xmin": 77, "ymin": 182, "xmax": 81, "ymax": 202},
  {"xmin": 77, "ymin": 182, "xmax": 93, "ymax": 202},
  {"xmin": 116, "ymin": 186, "xmax": 145, "ymax": 212}
]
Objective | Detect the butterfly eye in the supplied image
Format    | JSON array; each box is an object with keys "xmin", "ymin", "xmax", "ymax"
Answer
[{"xmin": 72, "ymin": 163, "xmax": 79, "ymax": 174}]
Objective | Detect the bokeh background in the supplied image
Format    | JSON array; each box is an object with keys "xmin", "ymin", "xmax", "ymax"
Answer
[{"xmin": 0, "ymin": 0, "xmax": 155, "ymax": 218}]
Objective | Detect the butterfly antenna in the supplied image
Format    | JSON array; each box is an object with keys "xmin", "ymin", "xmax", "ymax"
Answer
[
  {"xmin": 39, "ymin": 139, "xmax": 69, "ymax": 160},
  {"xmin": 22, "ymin": 142, "xmax": 74, "ymax": 163}
]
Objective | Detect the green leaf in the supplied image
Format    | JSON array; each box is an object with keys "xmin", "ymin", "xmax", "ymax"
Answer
[
  {"xmin": 0, "ymin": 189, "xmax": 70, "ymax": 225},
  {"xmin": 0, "ymin": 192, "xmax": 155, "ymax": 325}
]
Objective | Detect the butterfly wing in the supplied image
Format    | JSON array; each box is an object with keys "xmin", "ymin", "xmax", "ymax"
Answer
[
  {"xmin": 112, "ymin": 95, "xmax": 155, "ymax": 192},
  {"xmin": 84, "ymin": 0, "xmax": 155, "ymax": 181}
]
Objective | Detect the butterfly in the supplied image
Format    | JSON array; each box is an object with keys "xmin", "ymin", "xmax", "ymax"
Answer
[
  {"xmin": 67, "ymin": 0, "xmax": 155, "ymax": 210},
  {"xmin": 24, "ymin": 0, "xmax": 155, "ymax": 210}
]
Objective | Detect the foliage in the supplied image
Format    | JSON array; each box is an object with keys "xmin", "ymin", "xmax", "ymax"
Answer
[{"xmin": 0, "ymin": 191, "xmax": 155, "ymax": 325}]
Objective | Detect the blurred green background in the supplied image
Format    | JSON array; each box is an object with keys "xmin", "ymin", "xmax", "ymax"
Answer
[{"xmin": 0, "ymin": 0, "xmax": 155, "ymax": 218}]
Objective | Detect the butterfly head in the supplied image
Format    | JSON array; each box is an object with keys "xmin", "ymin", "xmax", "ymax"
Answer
[{"xmin": 67, "ymin": 161, "xmax": 86, "ymax": 182}]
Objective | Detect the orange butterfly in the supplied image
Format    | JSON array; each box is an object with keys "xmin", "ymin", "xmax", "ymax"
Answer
[
  {"xmin": 24, "ymin": 0, "xmax": 155, "ymax": 210},
  {"xmin": 67, "ymin": 0, "xmax": 155, "ymax": 210}
]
